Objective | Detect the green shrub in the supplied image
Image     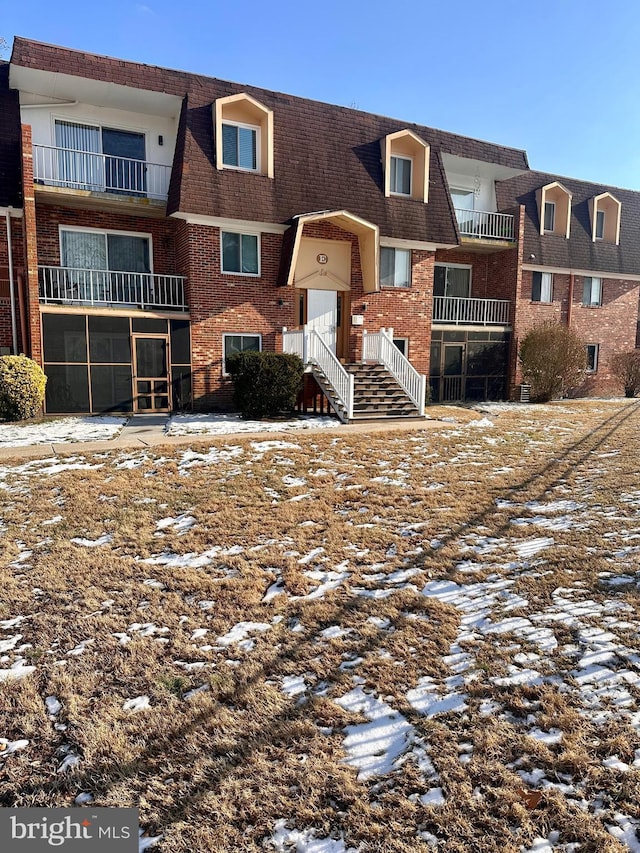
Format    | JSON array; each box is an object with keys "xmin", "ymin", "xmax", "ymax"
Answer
[
  {"xmin": 0, "ymin": 355, "xmax": 47, "ymax": 421},
  {"xmin": 519, "ymin": 322, "xmax": 587, "ymax": 402},
  {"xmin": 610, "ymin": 350, "xmax": 640, "ymax": 398},
  {"xmin": 227, "ymin": 351, "xmax": 304, "ymax": 419}
]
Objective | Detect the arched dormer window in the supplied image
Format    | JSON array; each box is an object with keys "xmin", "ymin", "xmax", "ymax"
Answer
[
  {"xmin": 536, "ymin": 181, "xmax": 572, "ymax": 238},
  {"xmin": 381, "ymin": 129, "xmax": 430, "ymax": 203},
  {"xmin": 214, "ymin": 93, "xmax": 274, "ymax": 178},
  {"xmin": 589, "ymin": 192, "xmax": 621, "ymax": 244}
]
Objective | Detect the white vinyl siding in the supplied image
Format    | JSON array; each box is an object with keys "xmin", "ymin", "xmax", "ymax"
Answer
[{"xmin": 380, "ymin": 247, "xmax": 411, "ymax": 288}]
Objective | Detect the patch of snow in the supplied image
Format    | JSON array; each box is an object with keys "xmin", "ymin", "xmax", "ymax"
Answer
[
  {"xmin": 269, "ymin": 819, "xmax": 358, "ymax": 853},
  {"xmin": 71, "ymin": 534, "xmax": 112, "ymax": 547},
  {"xmin": 0, "ymin": 416, "xmax": 125, "ymax": 447},
  {"xmin": 123, "ymin": 695, "xmax": 151, "ymax": 712},
  {"xmin": 216, "ymin": 621, "xmax": 271, "ymax": 647},
  {"xmin": 168, "ymin": 413, "xmax": 338, "ymax": 436}
]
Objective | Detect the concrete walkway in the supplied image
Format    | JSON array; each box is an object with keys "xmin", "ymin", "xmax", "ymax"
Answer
[{"xmin": 0, "ymin": 413, "xmax": 461, "ymax": 462}]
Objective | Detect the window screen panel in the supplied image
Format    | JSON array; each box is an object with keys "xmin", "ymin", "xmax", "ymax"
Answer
[
  {"xmin": 222, "ymin": 124, "xmax": 238, "ymax": 166},
  {"xmin": 90, "ymin": 365, "xmax": 133, "ymax": 412},
  {"xmin": 45, "ymin": 364, "xmax": 89, "ymax": 413},
  {"xmin": 42, "ymin": 313, "xmax": 87, "ymax": 363},
  {"xmin": 89, "ymin": 315, "xmax": 131, "ymax": 363}
]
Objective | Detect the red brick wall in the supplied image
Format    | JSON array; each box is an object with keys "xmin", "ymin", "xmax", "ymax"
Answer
[
  {"xmin": 186, "ymin": 224, "xmax": 290, "ymax": 410},
  {"xmin": 512, "ymin": 269, "xmax": 640, "ymax": 397},
  {"xmin": 35, "ymin": 205, "xmax": 180, "ymax": 274},
  {"xmin": 0, "ymin": 216, "xmax": 26, "ymax": 352},
  {"xmin": 21, "ymin": 125, "xmax": 41, "ymax": 363}
]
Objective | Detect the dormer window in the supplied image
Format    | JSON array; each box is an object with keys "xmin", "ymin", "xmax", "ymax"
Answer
[
  {"xmin": 537, "ymin": 182, "xmax": 571, "ymax": 237},
  {"xmin": 390, "ymin": 155, "xmax": 412, "ymax": 196},
  {"xmin": 382, "ymin": 129, "xmax": 430, "ymax": 202},
  {"xmin": 544, "ymin": 201, "xmax": 555, "ymax": 232},
  {"xmin": 221, "ymin": 122, "xmax": 258, "ymax": 171},
  {"xmin": 214, "ymin": 93, "xmax": 274, "ymax": 178},
  {"xmin": 589, "ymin": 192, "xmax": 621, "ymax": 244}
]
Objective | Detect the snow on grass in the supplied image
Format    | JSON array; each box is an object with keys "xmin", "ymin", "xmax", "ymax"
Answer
[
  {"xmin": 334, "ymin": 687, "xmax": 414, "ymax": 781},
  {"xmin": 406, "ymin": 676, "xmax": 468, "ymax": 718},
  {"xmin": 269, "ymin": 819, "xmax": 359, "ymax": 853},
  {"xmin": 123, "ymin": 695, "xmax": 151, "ymax": 712},
  {"xmin": 167, "ymin": 413, "xmax": 340, "ymax": 436},
  {"xmin": 0, "ymin": 416, "xmax": 125, "ymax": 447},
  {"xmin": 154, "ymin": 513, "xmax": 196, "ymax": 535},
  {"xmin": 71, "ymin": 533, "xmax": 113, "ymax": 547},
  {"xmin": 216, "ymin": 621, "xmax": 272, "ymax": 649}
]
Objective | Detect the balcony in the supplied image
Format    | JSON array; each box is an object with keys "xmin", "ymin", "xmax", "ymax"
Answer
[
  {"xmin": 39, "ymin": 267, "xmax": 187, "ymax": 311},
  {"xmin": 33, "ymin": 145, "xmax": 171, "ymax": 201},
  {"xmin": 455, "ymin": 208, "xmax": 514, "ymax": 242},
  {"xmin": 433, "ymin": 296, "xmax": 510, "ymax": 326}
]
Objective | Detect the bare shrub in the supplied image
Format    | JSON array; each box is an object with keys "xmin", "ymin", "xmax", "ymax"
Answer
[
  {"xmin": 519, "ymin": 322, "xmax": 587, "ymax": 402},
  {"xmin": 610, "ymin": 350, "xmax": 640, "ymax": 398}
]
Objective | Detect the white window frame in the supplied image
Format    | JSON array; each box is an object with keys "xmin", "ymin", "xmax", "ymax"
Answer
[
  {"xmin": 51, "ymin": 115, "xmax": 149, "ymax": 150},
  {"xmin": 389, "ymin": 154, "xmax": 412, "ymax": 196},
  {"xmin": 58, "ymin": 225, "xmax": 154, "ymax": 272},
  {"xmin": 531, "ymin": 271, "xmax": 553, "ymax": 303},
  {"xmin": 220, "ymin": 229, "xmax": 261, "ymax": 277},
  {"xmin": 380, "ymin": 246, "xmax": 412, "ymax": 288},
  {"xmin": 434, "ymin": 262, "xmax": 472, "ymax": 298},
  {"xmin": 393, "ymin": 337, "xmax": 409, "ymax": 356},
  {"xmin": 585, "ymin": 343, "xmax": 599, "ymax": 373},
  {"xmin": 220, "ymin": 120, "xmax": 261, "ymax": 173},
  {"xmin": 544, "ymin": 200, "xmax": 556, "ymax": 232},
  {"xmin": 582, "ymin": 276, "xmax": 602, "ymax": 307},
  {"xmin": 222, "ymin": 332, "xmax": 262, "ymax": 375},
  {"xmin": 595, "ymin": 209, "xmax": 605, "ymax": 240}
]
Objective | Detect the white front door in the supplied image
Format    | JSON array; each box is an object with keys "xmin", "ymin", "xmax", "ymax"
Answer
[{"xmin": 307, "ymin": 289, "xmax": 338, "ymax": 353}]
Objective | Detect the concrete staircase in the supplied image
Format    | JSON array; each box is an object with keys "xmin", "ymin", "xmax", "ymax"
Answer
[{"xmin": 312, "ymin": 363, "xmax": 423, "ymax": 422}]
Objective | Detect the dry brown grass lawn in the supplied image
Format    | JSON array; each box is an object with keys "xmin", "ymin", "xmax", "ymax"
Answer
[{"xmin": 1, "ymin": 400, "xmax": 640, "ymax": 852}]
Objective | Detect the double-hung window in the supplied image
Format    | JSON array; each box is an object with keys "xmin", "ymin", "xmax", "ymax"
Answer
[
  {"xmin": 582, "ymin": 277, "xmax": 602, "ymax": 307},
  {"xmin": 390, "ymin": 155, "xmax": 412, "ymax": 195},
  {"xmin": 221, "ymin": 122, "xmax": 258, "ymax": 171},
  {"xmin": 380, "ymin": 247, "xmax": 411, "ymax": 288},
  {"xmin": 221, "ymin": 231, "xmax": 260, "ymax": 276},
  {"xmin": 434, "ymin": 264, "xmax": 471, "ymax": 298},
  {"xmin": 531, "ymin": 271, "xmax": 553, "ymax": 303},
  {"xmin": 223, "ymin": 334, "xmax": 261, "ymax": 374},
  {"xmin": 595, "ymin": 210, "xmax": 605, "ymax": 240},
  {"xmin": 586, "ymin": 344, "xmax": 599, "ymax": 372},
  {"xmin": 544, "ymin": 201, "xmax": 556, "ymax": 232}
]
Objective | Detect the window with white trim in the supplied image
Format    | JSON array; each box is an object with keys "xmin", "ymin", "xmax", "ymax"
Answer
[
  {"xmin": 380, "ymin": 247, "xmax": 411, "ymax": 287},
  {"xmin": 393, "ymin": 338, "xmax": 408, "ymax": 356},
  {"xmin": 223, "ymin": 333, "xmax": 261, "ymax": 374},
  {"xmin": 434, "ymin": 264, "xmax": 471, "ymax": 298},
  {"xmin": 595, "ymin": 209, "xmax": 605, "ymax": 240},
  {"xmin": 531, "ymin": 271, "xmax": 553, "ymax": 302},
  {"xmin": 221, "ymin": 231, "xmax": 260, "ymax": 275},
  {"xmin": 221, "ymin": 122, "xmax": 259, "ymax": 171},
  {"xmin": 582, "ymin": 277, "xmax": 602, "ymax": 307},
  {"xmin": 544, "ymin": 201, "xmax": 556, "ymax": 232},
  {"xmin": 390, "ymin": 155, "xmax": 412, "ymax": 195},
  {"xmin": 586, "ymin": 343, "xmax": 599, "ymax": 372}
]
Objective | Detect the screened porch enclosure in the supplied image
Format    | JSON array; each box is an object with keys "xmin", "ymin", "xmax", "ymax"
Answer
[
  {"xmin": 42, "ymin": 313, "xmax": 192, "ymax": 414},
  {"xmin": 429, "ymin": 328, "xmax": 510, "ymax": 403}
]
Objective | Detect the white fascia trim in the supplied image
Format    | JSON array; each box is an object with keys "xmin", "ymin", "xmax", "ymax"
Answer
[
  {"xmin": 380, "ymin": 237, "xmax": 449, "ymax": 251},
  {"xmin": 0, "ymin": 207, "xmax": 24, "ymax": 218},
  {"xmin": 521, "ymin": 263, "xmax": 640, "ymax": 282},
  {"xmin": 170, "ymin": 212, "xmax": 287, "ymax": 234}
]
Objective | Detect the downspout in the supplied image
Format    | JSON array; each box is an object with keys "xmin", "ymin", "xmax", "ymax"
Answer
[
  {"xmin": 5, "ymin": 210, "xmax": 18, "ymax": 355},
  {"xmin": 567, "ymin": 272, "xmax": 574, "ymax": 328}
]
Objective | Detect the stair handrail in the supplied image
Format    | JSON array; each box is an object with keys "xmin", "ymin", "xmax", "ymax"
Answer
[
  {"xmin": 307, "ymin": 327, "xmax": 354, "ymax": 421},
  {"xmin": 376, "ymin": 327, "xmax": 426, "ymax": 416}
]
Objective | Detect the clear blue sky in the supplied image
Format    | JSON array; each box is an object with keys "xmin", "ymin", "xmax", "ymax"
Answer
[{"xmin": 3, "ymin": 0, "xmax": 640, "ymax": 189}]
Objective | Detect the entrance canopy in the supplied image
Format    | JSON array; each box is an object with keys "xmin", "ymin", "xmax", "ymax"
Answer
[{"xmin": 280, "ymin": 210, "xmax": 379, "ymax": 293}]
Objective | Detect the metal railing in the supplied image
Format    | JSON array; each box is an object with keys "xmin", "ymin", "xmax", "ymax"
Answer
[
  {"xmin": 363, "ymin": 327, "xmax": 426, "ymax": 415},
  {"xmin": 455, "ymin": 208, "xmax": 514, "ymax": 241},
  {"xmin": 282, "ymin": 326, "xmax": 353, "ymax": 421},
  {"xmin": 433, "ymin": 296, "xmax": 510, "ymax": 325},
  {"xmin": 39, "ymin": 266, "xmax": 187, "ymax": 310},
  {"xmin": 33, "ymin": 144, "xmax": 171, "ymax": 200},
  {"xmin": 442, "ymin": 375, "xmax": 464, "ymax": 402}
]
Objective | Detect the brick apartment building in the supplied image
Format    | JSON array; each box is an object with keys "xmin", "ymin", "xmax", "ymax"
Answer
[{"xmin": 1, "ymin": 37, "xmax": 639, "ymax": 419}]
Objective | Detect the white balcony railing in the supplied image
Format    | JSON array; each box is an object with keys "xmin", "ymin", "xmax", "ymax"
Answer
[
  {"xmin": 433, "ymin": 296, "xmax": 510, "ymax": 326},
  {"xmin": 39, "ymin": 266, "xmax": 187, "ymax": 311},
  {"xmin": 363, "ymin": 327, "xmax": 426, "ymax": 415},
  {"xmin": 33, "ymin": 145, "xmax": 171, "ymax": 200},
  {"xmin": 455, "ymin": 208, "xmax": 514, "ymax": 241},
  {"xmin": 283, "ymin": 326, "xmax": 353, "ymax": 421}
]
